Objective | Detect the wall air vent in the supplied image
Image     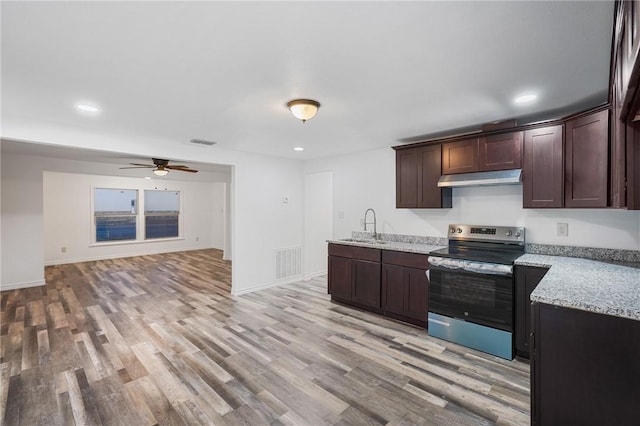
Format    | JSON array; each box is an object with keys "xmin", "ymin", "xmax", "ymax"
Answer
[
  {"xmin": 275, "ymin": 247, "xmax": 302, "ymax": 280},
  {"xmin": 189, "ymin": 139, "xmax": 217, "ymax": 146}
]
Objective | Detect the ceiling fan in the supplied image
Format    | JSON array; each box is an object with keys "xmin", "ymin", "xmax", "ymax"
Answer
[{"xmin": 120, "ymin": 158, "xmax": 198, "ymax": 176}]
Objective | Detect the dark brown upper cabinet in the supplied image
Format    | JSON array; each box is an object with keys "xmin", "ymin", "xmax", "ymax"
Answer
[
  {"xmin": 442, "ymin": 132, "xmax": 522, "ymax": 175},
  {"xmin": 396, "ymin": 148, "xmax": 418, "ymax": 208},
  {"xmin": 565, "ymin": 109, "xmax": 610, "ymax": 208},
  {"xmin": 441, "ymin": 138, "xmax": 478, "ymax": 174},
  {"xmin": 523, "ymin": 125, "xmax": 564, "ymax": 208},
  {"xmin": 478, "ymin": 131, "xmax": 523, "ymax": 171},
  {"xmin": 627, "ymin": 122, "xmax": 640, "ymax": 209},
  {"xmin": 395, "ymin": 145, "xmax": 452, "ymax": 209},
  {"xmin": 612, "ymin": 1, "xmax": 640, "ymax": 210}
]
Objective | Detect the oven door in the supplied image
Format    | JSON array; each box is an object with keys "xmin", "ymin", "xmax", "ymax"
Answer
[{"xmin": 427, "ymin": 256, "xmax": 513, "ymax": 331}]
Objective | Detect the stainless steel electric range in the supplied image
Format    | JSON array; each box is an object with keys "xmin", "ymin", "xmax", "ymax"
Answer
[{"xmin": 427, "ymin": 224, "xmax": 525, "ymax": 360}]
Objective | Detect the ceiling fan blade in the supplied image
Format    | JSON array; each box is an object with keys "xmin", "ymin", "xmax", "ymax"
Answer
[
  {"xmin": 129, "ymin": 163, "xmax": 154, "ymax": 167},
  {"xmin": 167, "ymin": 166, "xmax": 198, "ymax": 173},
  {"xmin": 120, "ymin": 166, "xmax": 154, "ymax": 169},
  {"xmin": 166, "ymin": 164, "xmax": 187, "ymax": 168}
]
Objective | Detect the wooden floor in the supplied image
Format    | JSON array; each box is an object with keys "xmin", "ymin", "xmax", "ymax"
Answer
[{"xmin": 0, "ymin": 249, "xmax": 530, "ymax": 425}]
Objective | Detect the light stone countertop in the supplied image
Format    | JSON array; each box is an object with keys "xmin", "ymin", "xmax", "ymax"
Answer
[
  {"xmin": 327, "ymin": 238, "xmax": 446, "ymax": 255},
  {"xmin": 517, "ymin": 254, "xmax": 640, "ymax": 321}
]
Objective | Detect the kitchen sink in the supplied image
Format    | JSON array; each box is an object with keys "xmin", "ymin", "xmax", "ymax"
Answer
[{"xmin": 340, "ymin": 238, "xmax": 388, "ymax": 245}]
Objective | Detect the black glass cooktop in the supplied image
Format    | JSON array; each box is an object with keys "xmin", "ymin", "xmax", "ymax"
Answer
[{"xmin": 429, "ymin": 246, "xmax": 524, "ymax": 265}]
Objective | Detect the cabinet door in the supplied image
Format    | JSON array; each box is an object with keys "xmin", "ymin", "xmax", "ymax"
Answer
[
  {"xmin": 417, "ymin": 144, "xmax": 452, "ymax": 208},
  {"xmin": 523, "ymin": 126, "xmax": 564, "ymax": 208},
  {"xmin": 565, "ymin": 110, "xmax": 610, "ymax": 208},
  {"xmin": 328, "ymin": 256, "xmax": 351, "ymax": 302},
  {"xmin": 478, "ymin": 131, "xmax": 523, "ymax": 171},
  {"xmin": 382, "ymin": 264, "xmax": 405, "ymax": 316},
  {"xmin": 442, "ymin": 138, "xmax": 478, "ymax": 174},
  {"xmin": 396, "ymin": 148, "xmax": 418, "ymax": 208},
  {"xmin": 532, "ymin": 303, "xmax": 640, "ymax": 425},
  {"xmin": 628, "ymin": 121, "xmax": 640, "ymax": 210},
  {"xmin": 351, "ymin": 260, "xmax": 381, "ymax": 309},
  {"xmin": 514, "ymin": 266, "xmax": 548, "ymax": 358},
  {"xmin": 404, "ymin": 267, "xmax": 429, "ymax": 324}
]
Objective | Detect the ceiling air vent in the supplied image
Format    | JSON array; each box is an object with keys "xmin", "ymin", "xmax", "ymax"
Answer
[{"xmin": 189, "ymin": 138, "xmax": 217, "ymax": 146}]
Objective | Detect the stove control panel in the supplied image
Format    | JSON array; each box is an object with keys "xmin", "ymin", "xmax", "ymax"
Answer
[{"xmin": 448, "ymin": 224, "xmax": 525, "ymax": 244}]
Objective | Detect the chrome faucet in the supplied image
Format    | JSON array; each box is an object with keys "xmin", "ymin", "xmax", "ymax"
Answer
[{"xmin": 364, "ymin": 208, "xmax": 378, "ymax": 240}]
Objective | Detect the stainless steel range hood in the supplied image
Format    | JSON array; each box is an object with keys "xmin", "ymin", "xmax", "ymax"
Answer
[{"xmin": 437, "ymin": 169, "xmax": 522, "ymax": 188}]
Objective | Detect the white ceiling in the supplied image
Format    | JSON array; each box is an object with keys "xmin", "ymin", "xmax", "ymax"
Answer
[{"xmin": 1, "ymin": 1, "xmax": 614, "ymax": 161}]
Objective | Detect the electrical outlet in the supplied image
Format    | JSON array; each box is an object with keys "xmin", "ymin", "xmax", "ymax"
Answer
[
  {"xmin": 337, "ymin": 211, "xmax": 345, "ymax": 219},
  {"xmin": 557, "ymin": 223, "xmax": 569, "ymax": 237},
  {"xmin": 61, "ymin": 247, "xmax": 67, "ymax": 253}
]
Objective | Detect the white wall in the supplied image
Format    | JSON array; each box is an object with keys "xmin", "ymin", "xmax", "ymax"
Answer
[
  {"xmin": 232, "ymin": 156, "xmax": 304, "ymax": 294},
  {"xmin": 304, "ymin": 147, "xmax": 640, "ymax": 250},
  {"xmin": 211, "ymin": 182, "xmax": 226, "ymax": 251},
  {"xmin": 304, "ymin": 171, "xmax": 333, "ymax": 278},
  {"xmin": 1, "ymin": 153, "xmax": 46, "ymax": 289},
  {"xmin": 0, "ymin": 140, "xmax": 2, "ymax": 284},
  {"xmin": 43, "ymin": 171, "xmax": 220, "ymax": 265}
]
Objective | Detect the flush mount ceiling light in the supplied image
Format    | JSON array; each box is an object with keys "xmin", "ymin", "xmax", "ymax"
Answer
[
  {"xmin": 293, "ymin": 147, "xmax": 305, "ymax": 151},
  {"xmin": 287, "ymin": 99, "xmax": 320, "ymax": 123},
  {"xmin": 76, "ymin": 103, "xmax": 100, "ymax": 112},
  {"xmin": 514, "ymin": 93, "xmax": 537, "ymax": 104}
]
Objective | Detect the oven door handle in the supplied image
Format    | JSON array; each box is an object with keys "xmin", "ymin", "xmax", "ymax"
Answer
[
  {"xmin": 425, "ymin": 269, "xmax": 430, "ymax": 281},
  {"xmin": 427, "ymin": 256, "xmax": 513, "ymax": 276}
]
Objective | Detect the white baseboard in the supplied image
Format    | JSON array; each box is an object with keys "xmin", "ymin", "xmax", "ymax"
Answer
[
  {"xmin": 231, "ymin": 275, "xmax": 303, "ymax": 296},
  {"xmin": 304, "ymin": 270, "xmax": 327, "ymax": 281},
  {"xmin": 0, "ymin": 279, "xmax": 46, "ymax": 292},
  {"xmin": 44, "ymin": 246, "xmax": 211, "ymax": 266}
]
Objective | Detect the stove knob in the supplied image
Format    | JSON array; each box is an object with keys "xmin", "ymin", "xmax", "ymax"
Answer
[
  {"xmin": 450, "ymin": 227, "xmax": 456, "ymax": 234},
  {"xmin": 457, "ymin": 228, "xmax": 463, "ymax": 234},
  {"xmin": 514, "ymin": 231, "xmax": 521, "ymax": 238},
  {"xmin": 505, "ymin": 230, "xmax": 513, "ymax": 237}
]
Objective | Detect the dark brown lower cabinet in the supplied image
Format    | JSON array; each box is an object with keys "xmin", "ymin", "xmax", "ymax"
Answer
[
  {"xmin": 351, "ymin": 259, "xmax": 381, "ymax": 310},
  {"xmin": 328, "ymin": 255, "xmax": 351, "ymax": 300},
  {"xmin": 328, "ymin": 244, "xmax": 381, "ymax": 311},
  {"xmin": 328, "ymin": 244, "xmax": 429, "ymax": 327},
  {"xmin": 381, "ymin": 251, "xmax": 429, "ymax": 327},
  {"xmin": 514, "ymin": 265, "xmax": 548, "ymax": 358},
  {"xmin": 531, "ymin": 303, "xmax": 640, "ymax": 426}
]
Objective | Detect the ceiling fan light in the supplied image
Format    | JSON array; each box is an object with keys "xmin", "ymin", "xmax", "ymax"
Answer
[
  {"xmin": 153, "ymin": 168, "xmax": 169, "ymax": 176},
  {"xmin": 287, "ymin": 99, "xmax": 320, "ymax": 123}
]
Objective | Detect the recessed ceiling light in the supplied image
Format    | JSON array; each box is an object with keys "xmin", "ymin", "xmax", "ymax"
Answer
[
  {"xmin": 293, "ymin": 147, "xmax": 304, "ymax": 151},
  {"xmin": 144, "ymin": 177, "xmax": 151, "ymax": 180},
  {"xmin": 76, "ymin": 103, "xmax": 100, "ymax": 112},
  {"xmin": 514, "ymin": 94, "xmax": 537, "ymax": 104}
]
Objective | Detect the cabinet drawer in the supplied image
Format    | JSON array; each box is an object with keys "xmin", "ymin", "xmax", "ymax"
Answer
[
  {"xmin": 382, "ymin": 250, "xmax": 429, "ymax": 269},
  {"xmin": 328, "ymin": 243, "xmax": 352, "ymax": 258},
  {"xmin": 352, "ymin": 246, "xmax": 381, "ymax": 262},
  {"xmin": 328, "ymin": 244, "xmax": 381, "ymax": 261}
]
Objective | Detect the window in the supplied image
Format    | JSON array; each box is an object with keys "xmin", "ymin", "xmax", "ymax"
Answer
[
  {"xmin": 144, "ymin": 190, "xmax": 180, "ymax": 239},
  {"xmin": 94, "ymin": 188, "xmax": 138, "ymax": 242}
]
